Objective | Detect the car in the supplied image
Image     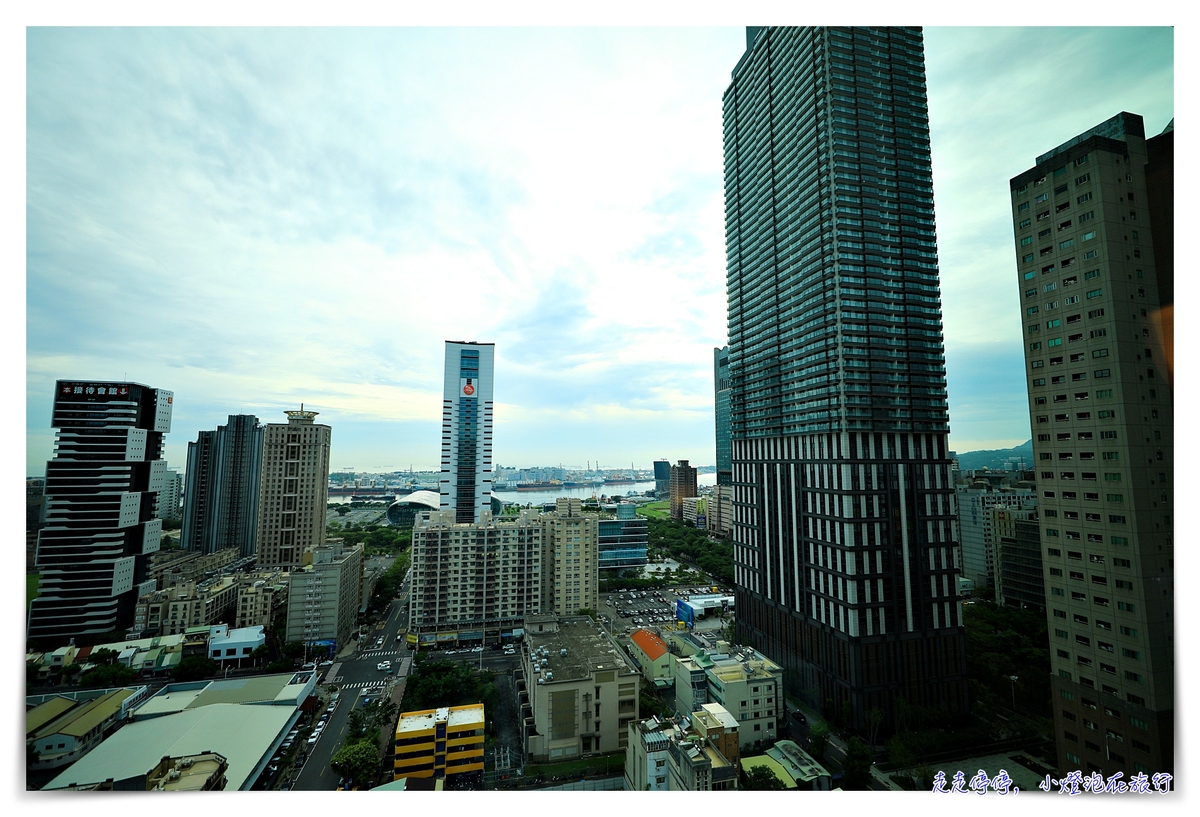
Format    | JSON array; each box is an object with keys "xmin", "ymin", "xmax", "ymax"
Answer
[
  {"xmin": 319, "ymin": 660, "xmax": 333, "ymax": 667},
  {"xmin": 307, "ymin": 735, "xmax": 318, "ymax": 746},
  {"xmin": 471, "ymin": 646, "xmax": 483, "ymax": 652},
  {"xmin": 362, "ymin": 698, "xmax": 371, "ymax": 706},
  {"xmin": 319, "ymin": 714, "xmax": 330, "ymax": 723}
]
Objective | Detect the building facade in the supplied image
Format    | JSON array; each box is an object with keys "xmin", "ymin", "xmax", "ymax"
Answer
[
  {"xmin": 673, "ymin": 646, "xmax": 783, "ymax": 751},
  {"xmin": 542, "ymin": 498, "xmax": 600, "ymax": 615},
  {"xmin": 653, "ymin": 460, "xmax": 671, "ymax": 499},
  {"xmin": 393, "ymin": 704, "xmax": 485, "ymax": 783},
  {"xmin": 131, "ymin": 577, "xmax": 239, "ymax": 637},
  {"xmin": 723, "ymin": 26, "xmax": 967, "ymax": 732},
  {"xmin": 1010, "ymin": 111, "xmax": 1174, "ymax": 777},
  {"xmin": 29, "ymin": 381, "xmax": 173, "ymax": 642},
  {"xmin": 284, "ymin": 543, "xmax": 363, "ymax": 648},
  {"xmin": 181, "ymin": 415, "xmax": 264, "ymax": 558},
  {"xmin": 408, "ymin": 509, "xmax": 543, "ymax": 645},
  {"xmin": 598, "ymin": 503, "xmax": 649, "ymax": 572},
  {"xmin": 706, "ymin": 484, "xmax": 734, "ymax": 538},
  {"xmin": 714, "ymin": 346, "xmax": 732, "ymax": 486},
  {"xmin": 993, "ymin": 507, "xmax": 1044, "ymax": 611},
  {"xmin": 668, "ymin": 460, "xmax": 697, "ymax": 522},
  {"xmin": 156, "ymin": 470, "xmax": 182, "ymax": 522},
  {"xmin": 955, "ymin": 481, "xmax": 1037, "ymax": 587},
  {"xmin": 440, "ymin": 342, "xmax": 494, "ymax": 524},
  {"xmin": 520, "ymin": 616, "xmax": 640, "ymax": 762},
  {"xmin": 254, "ymin": 408, "xmax": 331, "ymax": 570}
]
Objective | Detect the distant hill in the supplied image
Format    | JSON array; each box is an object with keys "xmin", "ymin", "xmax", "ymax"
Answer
[{"xmin": 954, "ymin": 440, "xmax": 1034, "ymax": 472}]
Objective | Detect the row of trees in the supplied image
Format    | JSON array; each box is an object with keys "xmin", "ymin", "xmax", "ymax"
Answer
[
  {"xmin": 330, "ymin": 696, "xmax": 398, "ymax": 786},
  {"xmin": 645, "ymin": 518, "xmax": 734, "ymax": 587}
]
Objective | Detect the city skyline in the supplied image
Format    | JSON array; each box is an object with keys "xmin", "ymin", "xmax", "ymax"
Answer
[{"xmin": 25, "ymin": 27, "xmax": 1173, "ymax": 475}]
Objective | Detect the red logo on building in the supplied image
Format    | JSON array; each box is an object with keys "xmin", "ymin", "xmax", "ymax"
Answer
[{"xmin": 463, "ymin": 384, "xmax": 475, "ymax": 396}]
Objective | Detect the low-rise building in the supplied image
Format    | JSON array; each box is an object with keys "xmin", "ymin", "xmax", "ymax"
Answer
[
  {"xmin": 624, "ymin": 703, "xmax": 740, "ymax": 792},
  {"xmin": 393, "ymin": 703, "xmax": 485, "ymax": 783},
  {"xmin": 26, "ymin": 689, "xmax": 136, "ymax": 771},
  {"xmin": 207, "ymin": 625, "xmax": 266, "ymax": 665},
  {"xmin": 132, "ymin": 577, "xmax": 239, "ymax": 637},
  {"xmin": 628, "ymin": 629, "xmax": 672, "ymax": 686},
  {"xmin": 673, "ymin": 646, "xmax": 783, "ymax": 751},
  {"xmin": 706, "ymin": 484, "xmax": 733, "ymax": 538},
  {"xmin": 235, "ymin": 572, "xmax": 289, "ymax": 631},
  {"xmin": 682, "ymin": 496, "xmax": 707, "ymax": 527},
  {"xmin": 521, "ymin": 615, "xmax": 640, "ymax": 762}
]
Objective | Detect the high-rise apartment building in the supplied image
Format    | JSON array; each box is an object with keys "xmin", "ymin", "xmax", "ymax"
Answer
[
  {"xmin": 408, "ymin": 509, "xmax": 543, "ymax": 645},
  {"xmin": 714, "ymin": 347, "xmax": 732, "ymax": 486},
  {"xmin": 668, "ymin": 459, "xmax": 697, "ymax": 522},
  {"xmin": 992, "ymin": 507, "xmax": 1044, "ymax": 612},
  {"xmin": 156, "ymin": 469, "xmax": 182, "ymax": 522},
  {"xmin": 181, "ymin": 415, "xmax": 264, "ymax": 557},
  {"xmin": 955, "ymin": 481, "xmax": 1036, "ymax": 587},
  {"xmin": 254, "ymin": 408, "xmax": 331, "ymax": 570},
  {"xmin": 285, "ymin": 542, "xmax": 364, "ymax": 648},
  {"xmin": 599, "ymin": 502, "xmax": 649, "ymax": 571},
  {"xmin": 723, "ymin": 27, "xmax": 966, "ymax": 732},
  {"xmin": 440, "ymin": 342, "xmax": 494, "ymax": 524},
  {"xmin": 1010, "ymin": 111, "xmax": 1173, "ymax": 777},
  {"xmin": 29, "ymin": 381, "xmax": 173, "ymax": 642},
  {"xmin": 542, "ymin": 498, "xmax": 599, "ymax": 615}
]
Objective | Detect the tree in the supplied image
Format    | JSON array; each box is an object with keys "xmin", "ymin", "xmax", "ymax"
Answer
[
  {"xmin": 90, "ymin": 648, "xmax": 120, "ymax": 666},
  {"xmin": 80, "ymin": 663, "xmax": 137, "ymax": 687},
  {"xmin": 336, "ymin": 505, "xmax": 351, "ymax": 517},
  {"xmin": 808, "ymin": 720, "xmax": 831, "ymax": 761},
  {"xmin": 250, "ymin": 645, "xmax": 270, "ymax": 666},
  {"xmin": 842, "ymin": 737, "xmax": 873, "ymax": 790},
  {"xmin": 60, "ymin": 664, "xmax": 81, "ymax": 683},
  {"xmin": 172, "ymin": 655, "xmax": 218, "ymax": 682},
  {"xmin": 330, "ymin": 740, "xmax": 379, "ymax": 785},
  {"xmin": 281, "ymin": 641, "xmax": 306, "ymax": 660},
  {"xmin": 867, "ymin": 707, "xmax": 885, "ymax": 750},
  {"xmin": 744, "ymin": 765, "xmax": 787, "ymax": 790}
]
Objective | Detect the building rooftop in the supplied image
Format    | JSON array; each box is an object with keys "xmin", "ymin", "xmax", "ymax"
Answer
[
  {"xmin": 766, "ymin": 739, "xmax": 829, "ymax": 783},
  {"xmin": 44, "ymin": 703, "xmax": 295, "ymax": 791},
  {"xmin": 525, "ymin": 619, "xmax": 635, "ymax": 681},
  {"xmin": 396, "ymin": 703, "xmax": 485, "ymax": 735},
  {"xmin": 696, "ymin": 702, "xmax": 739, "ymax": 731},
  {"xmin": 26, "ymin": 696, "xmax": 77, "ymax": 736},
  {"xmin": 741, "ymin": 755, "xmax": 797, "ymax": 789},
  {"xmin": 31, "ymin": 689, "xmax": 134, "ymax": 740},
  {"xmin": 136, "ymin": 672, "xmax": 314, "ymax": 717},
  {"xmin": 629, "ymin": 629, "xmax": 668, "ymax": 662}
]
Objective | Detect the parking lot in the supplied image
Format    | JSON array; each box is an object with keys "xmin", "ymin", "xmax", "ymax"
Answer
[{"xmin": 600, "ymin": 585, "xmax": 733, "ymax": 636}]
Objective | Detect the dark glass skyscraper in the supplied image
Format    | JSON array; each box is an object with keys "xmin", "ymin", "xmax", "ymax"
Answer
[
  {"xmin": 714, "ymin": 346, "xmax": 732, "ymax": 486},
  {"xmin": 28, "ymin": 380, "xmax": 173, "ymax": 643},
  {"xmin": 181, "ymin": 414, "xmax": 264, "ymax": 558},
  {"xmin": 724, "ymin": 26, "xmax": 966, "ymax": 732}
]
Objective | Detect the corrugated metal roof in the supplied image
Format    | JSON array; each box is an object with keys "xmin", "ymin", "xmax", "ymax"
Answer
[
  {"xmin": 26, "ymin": 696, "xmax": 77, "ymax": 736},
  {"xmin": 34, "ymin": 690, "xmax": 134, "ymax": 739}
]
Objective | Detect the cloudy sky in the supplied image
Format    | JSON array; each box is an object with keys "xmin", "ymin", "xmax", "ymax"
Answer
[{"xmin": 24, "ymin": 25, "xmax": 1174, "ymax": 475}]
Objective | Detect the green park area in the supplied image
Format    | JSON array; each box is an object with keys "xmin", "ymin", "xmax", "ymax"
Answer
[{"xmin": 636, "ymin": 500, "xmax": 670, "ymax": 519}]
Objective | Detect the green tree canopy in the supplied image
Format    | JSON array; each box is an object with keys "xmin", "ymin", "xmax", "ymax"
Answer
[
  {"xmin": 172, "ymin": 655, "xmax": 217, "ymax": 682},
  {"xmin": 841, "ymin": 736, "xmax": 874, "ymax": 790},
  {"xmin": 79, "ymin": 663, "xmax": 137, "ymax": 688},
  {"xmin": 330, "ymin": 740, "xmax": 379, "ymax": 785},
  {"xmin": 744, "ymin": 764, "xmax": 787, "ymax": 790}
]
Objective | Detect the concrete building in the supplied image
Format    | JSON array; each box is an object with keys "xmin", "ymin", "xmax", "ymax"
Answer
[
  {"xmin": 26, "ymin": 689, "xmax": 136, "ymax": 771},
  {"xmin": 235, "ymin": 572, "xmax": 289, "ymax": 631},
  {"xmin": 181, "ymin": 415, "xmax": 264, "ymax": 558},
  {"xmin": 520, "ymin": 615, "xmax": 640, "ymax": 761},
  {"xmin": 628, "ymin": 628, "xmax": 673, "ymax": 686},
  {"xmin": 26, "ymin": 478, "xmax": 47, "ymax": 573},
  {"xmin": 673, "ymin": 646, "xmax": 783, "ymax": 751},
  {"xmin": 156, "ymin": 469, "xmax": 182, "ymax": 522},
  {"xmin": 956, "ymin": 481, "xmax": 1037, "ymax": 587},
  {"xmin": 682, "ymin": 496, "xmax": 707, "ymax": 527},
  {"xmin": 624, "ymin": 704, "xmax": 740, "ymax": 792},
  {"xmin": 440, "ymin": 341, "xmax": 494, "ymax": 523},
  {"xmin": 131, "ymin": 577, "xmax": 239, "ymax": 637},
  {"xmin": 542, "ymin": 498, "xmax": 599, "ymax": 615},
  {"xmin": 148, "ymin": 546, "xmax": 240, "ymax": 589},
  {"xmin": 284, "ymin": 542, "xmax": 363, "ymax": 649},
  {"xmin": 598, "ymin": 502, "xmax": 648, "ymax": 572},
  {"xmin": 393, "ymin": 703, "xmax": 485, "ymax": 783},
  {"xmin": 669, "ymin": 460, "xmax": 697, "ymax": 522},
  {"xmin": 714, "ymin": 346, "xmax": 732, "ymax": 486},
  {"xmin": 207, "ymin": 624, "xmax": 266, "ymax": 665},
  {"xmin": 254, "ymin": 408, "xmax": 331, "ymax": 570},
  {"xmin": 29, "ymin": 380, "xmax": 173, "ymax": 642},
  {"xmin": 706, "ymin": 484, "xmax": 734, "ymax": 538},
  {"xmin": 993, "ymin": 507, "xmax": 1045, "ymax": 611},
  {"xmin": 408, "ymin": 509, "xmax": 543, "ymax": 647},
  {"xmin": 1011, "ymin": 111, "xmax": 1174, "ymax": 777},
  {"xmin": 724, "ymin": 26, "xmax": 967, "ymax": 733}
]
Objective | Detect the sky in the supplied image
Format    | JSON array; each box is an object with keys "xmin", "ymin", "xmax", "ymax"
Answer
[{"xmin": 23, "ymin": 25, "xmax": 1174, "ymax": 475}]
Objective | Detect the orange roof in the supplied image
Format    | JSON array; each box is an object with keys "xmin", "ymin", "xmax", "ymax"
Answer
[{"xmin": 630, "ymin": 629, "xmax": 667, "ymax": 662}]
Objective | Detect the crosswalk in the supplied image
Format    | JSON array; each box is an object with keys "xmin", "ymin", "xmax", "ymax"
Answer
[{"xmin": 357, "ymin": 649, "xmax": 401, "ymax": 659}]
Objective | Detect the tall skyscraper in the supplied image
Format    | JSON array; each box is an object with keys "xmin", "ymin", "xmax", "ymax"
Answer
[
  {"xmin": 440, "ymin": 341, "xmax": 494, "ymax": 524},
  {"xmin": 714, "ymin": 346, "xmax": 732, "ymax": 486},
  {"xmin": 653, "ymin": 459, "xmax": 671, "ymax": 499},
  {"xmin": 254, "ymin": 408, "xmax": 331, "ymax": 570},
  {"xmin": 181, "ymin": 415, "xmax": 264, "ymax": 557},
  {"xmin": 28, "ymin": 381, "xmax": 173, "ymax": 642},
  {"xmin": 723, "ymin": 27, "xmax": 966, "ymax": 732},
  {"xmin": 1011, "ymin": 112, "xmax": 1173, "ymax": 777}
]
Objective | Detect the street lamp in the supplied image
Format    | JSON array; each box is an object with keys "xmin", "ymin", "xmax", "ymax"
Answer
[{"xmin": 1008, "ymin": 675, "xmax": 1018, "ymax": 709}]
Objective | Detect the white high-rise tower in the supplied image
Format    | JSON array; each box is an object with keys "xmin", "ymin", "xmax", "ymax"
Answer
[{"xmin": 440, "ymin": 341, "xmax": 494, "ymax": 524}]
